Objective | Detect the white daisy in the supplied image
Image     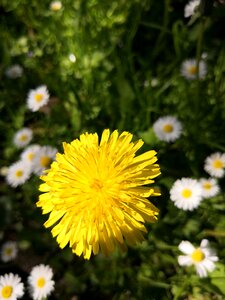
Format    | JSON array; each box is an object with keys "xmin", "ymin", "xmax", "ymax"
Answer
[
  {"xmin": 20, "ymin": 145, "xmax": 41, "ymax": 169},
  {"xmin": 5, "ymin": 65, "xmax": 23, "ymax": 79},
  {"xmin": 28, "ymin": 264, "xmax": 55, "ymax": 300},
  {"xmin": 199, "ymin": 178, "xmax": 220, "ymax": 198},
  {"xmin": 170, "ymin": 178, "xmax": 202, "ymax": 211},
  {"xmin": 153, "ymin": 116, "xmax": 182, "ymax": 142},
  {"xmin": 1, "ymin": 241, "xmax": 18, "ymax": 263},
  {"xmin": 27, "ymin": 85, "xmax": 50, "ymax": 112},
  {"xmin": 13, "ymin": 128, "xmax": 33, "ymax": 148},
  {"xmin": 6, "ymin": 161, "xmax": 31, "ymax": 187},
  {"xmin": 50, "ymin": 1, "xmax": 62, "ymax": 11},
  {"xmin": 181, "ymin": 58, "xmax": 207, "ymax": 80},
  {"xmin": 33, "ymin": 146, "xmax": 57, "ymax": 175},
  {"xmin": 0, "ymin": 273, "xmax": 24, "ymax": 300},
  {"xmin": 178, "ymin": 239, "xmax": 218, "ymax": 277},
  {"xmin": 204, "ymin": 152, "xmax": 225, "ymax": 178},
  {"xmin": 184, "ymin": 0, "xmax": 200, "ymax": 18}
]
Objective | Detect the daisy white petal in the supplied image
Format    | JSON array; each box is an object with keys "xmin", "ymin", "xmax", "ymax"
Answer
[
  {"xmin": 204, "ymin": 152, "xmax": 225, "ymax": 178},
  {"xmin": 200, "ymin": 239, "xmax": 209, "ymax": 248},
  {"xmin": 170, "ymin": 178, "xmax": 203, "ymax": 211},
  {"xmin": 13, "ymin": 128, "xmax": 33, "ymax": 148},
  {"xmin": 0, "ymin": 273, "xmax": 24, "ymax": 299},
  {"xmin": 28, "ymin": 264, "xmax": 55, "ymax": 300},
  {"xmin": 6, "ymin": 161, "xmax": 31, "ymax": 187},
  {"xmin": 153, "ymin": 116, "xmax": 182, "ymax": 142},
  {"xmin": 178, "ymin": 241, "xmax": 195, "ymax": 255},
  {"xmin": 181, "ymin": 58, "xmax": 207, "ymax": 80},
  {"xmin": 27, "ymin": 85, "xmax": 50, "ymax": 112},
  {"xmin": 195, "ymin": 263, "xmax": 208, "ymax": 278},
  {"xmin": 178, "ymin": 255, "xmax": 193, "ymax": 266}
]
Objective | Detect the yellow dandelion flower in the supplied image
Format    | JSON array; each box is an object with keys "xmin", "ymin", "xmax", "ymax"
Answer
[{"xmin": 37, "ymin": 129, "xmax": 160, "ymax": 259}]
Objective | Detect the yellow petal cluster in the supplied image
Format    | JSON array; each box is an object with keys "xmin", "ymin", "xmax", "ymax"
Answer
[{"xmin": 37, "ymin": 129, "xmax": 161, "ymax": 259}]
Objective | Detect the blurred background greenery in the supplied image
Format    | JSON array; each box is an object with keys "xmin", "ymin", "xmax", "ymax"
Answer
[{"xmin": 1, "ymin": 0, "xmax": 225, "ymax": 299}]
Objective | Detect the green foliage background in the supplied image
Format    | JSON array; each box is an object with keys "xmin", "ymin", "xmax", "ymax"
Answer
[{"xmin": 1, "ymin": 0, "xmax": 225, "ymax": 299}]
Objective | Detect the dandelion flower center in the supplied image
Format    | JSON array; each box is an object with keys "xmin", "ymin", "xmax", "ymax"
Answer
[
  {"xmin": 163, "ymin": 124, "xmax": 173, "ymax": 133},
  {"xmin": 91, "ymin": 179, "xmax": 104, "ymax": 191},
  {"xmin": 35, "ymin": 93, "xmax": 44, "ymax": 102},
  {"xmin": 15, "ymin": 170, "xmax": 23, "ymax": 177},
  {"xmin": 40, "ymin": 156, "xmax": 51, "ymax": 168},
  {"xmin": 203, "ymin": 182, "xmax": 212, "ymax": 190},
  {"xmin": 37, "ymin": 277, "xmax": 46, "ymax": 288},
  {"xmin": 188, "ymin": 65, "xmax": 197, "ymax": 75},
  {"xmin": 191, "ymin": 248, "xmax": 205, "ymax": 262},
  {"xmin": 1, "ymin": 286, "xmax": 13, "ymax": 298},
  {"xmin": 181, "ymin": 188, "xmax": 192, "ymax": 198},
  {"xmin": 37, "ymin": 130, "xmax": 161, "ymax": 259},
  {"xmin": 19, "ymin": 134, "xmax": 28, "ymax": 142},
  {"xmin": 213, "ymin": 159, "xmax": 224, "ymax": 169}
]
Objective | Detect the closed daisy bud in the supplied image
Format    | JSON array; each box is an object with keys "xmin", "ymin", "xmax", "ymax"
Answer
[
  {"xmin": 170, "ymin": 178, "xmax": 203, "ymax": 211},
  {"xmin": 199, "ymin": 178, "xmax": 220, "ymax": 198},
  {"xmin": 204, "ymin": 152, "xmax": 225, "ymax": 178},
  {"xmin": 28, "ymin": 264, "xmax": 55, "ymax": 300},
  {"xmin": 181, "ymin": 58, "xmax": 207, "ymax": 80},
  {"xmin": 37, "ymin": 129, "xmax": 161, "ymax": 259},
  {"xmin": 153, "ymin": 116, "xmax": 182, "ymax": 142},
  {"xmin": 5, "ymin": 64, "xmax": 23, "ymax": 79},
  {"xmin": 178, "ymin": 239, "xmax": 218, "ymax": 277},
  {"xmin": 6, "ymin": 161, "xmax": 31, "ymax": 187},
  {"xmin": 13, "ymin": 128, "xmax": 33, "ymax": 148},
  {"xmin": 50, "ymin": 1, "xmax": 62, "ymax": 11},
  {"xmin": 27, "ymin": 85, "xmax": 50, "ymax": 112},
  {"xmin": 184, "ymin": 0, "xmax": 200, "ymax": 18},
  {"xmin": 1, "ymin": 241, "xmax": 18, "ymax": 263},
  {"xmin": 0, "ymin": 273, "xmax": 24, "ymax": 299}
]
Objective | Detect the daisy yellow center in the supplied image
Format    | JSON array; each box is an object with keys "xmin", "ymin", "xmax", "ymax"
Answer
[
  {"xmin": 35, "ymin": 93, "xmax": 44, "ymax": 102},
  {"xmin": 37, "ymin": 129, "xmax": 161, "ymax": 259},
  {"xmin": 1, "ymin": 286, "xmax": 13, "ymax": 298},
  {"xmin": 163, "ymin": 124, "xmax": 173, "ymax": 133},
  {"xmin": 191, "ymin": 248, "xmax": 205, "ymax": 262},
  {"xmin": 15, "ymin": 170, "xmax": 23, "ymax": 177},
  {"xmin": 213, "ymin": 159, "xmax": 224, "ymax": 169},
  {"xmin": 5, "ymin": 248, "xmax": 13, "ymax": 255},
  {"xmin": 37, "ymin": 277, "xmax": 46, "ymax": 288},
  {"xmin": 27, "ymin": 153, "xmax": 35, "ymax": 161},
  {"xmin": 188, "ymin": 65, "xmax": 197, "ymax": 75},
  {"xmin": 19, "ymin": 134, "xmax": 28, "ymax": 142},
  {"xmin": 182, "ymin": 188, "xmax": 192, "ymax": 198},
  {"xmin": 40, "ymin": 156, "xmax": 51, "ymax": 168},
  {"xmin": 203, "ymin": 182, "xmax": 212, "ymax": 190}
]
